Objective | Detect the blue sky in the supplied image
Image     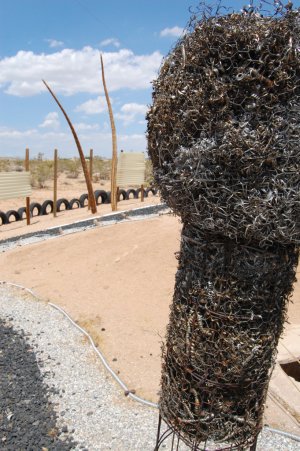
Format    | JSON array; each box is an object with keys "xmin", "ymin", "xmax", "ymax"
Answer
[{"xmin": 0, "ymin": 0, "xmax": 299, "ymax": 159}]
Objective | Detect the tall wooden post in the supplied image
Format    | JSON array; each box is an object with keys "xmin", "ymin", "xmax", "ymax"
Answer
[
  {"xmin": 25, "ymin": 148, "xmax": 30, "ymax": 225},
  {"xmin": 141, "ymin": 184, "xmax": 144, "ymax": 202},
  {"xmin": 116, "ymin": 186, "xmax": 120, "ymax": 204},
  {"xmin": 53, "ymin": 149, "xmax": 58, "ymax": 217},
  {"xmin": 88, "ymin": 148, "xmax": 93, "ymax": 210},
  {"xmin": 100, "ymin": 55, "xmax": 118, "ymax": 211}
]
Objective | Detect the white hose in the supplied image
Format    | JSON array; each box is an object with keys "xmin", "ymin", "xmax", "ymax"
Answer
[
  {"xmin": 263, "ymin": 426, "xmax": 300, "ymax": 442},
  {"xmin": 0, "ymin": 281, "xmax": 157, "ymax": 409},
  {"xmin": 1, "ymin": 280, "xmax": 300, "ymax": 443},
  {"xmin": 48, "ymin": 301, "xmax": 158, "ymax": 409}
]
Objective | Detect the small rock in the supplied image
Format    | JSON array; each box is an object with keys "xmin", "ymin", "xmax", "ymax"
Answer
[{"xmin": 124, "ymin": 389, "xmax": 136, "ymax": 396}]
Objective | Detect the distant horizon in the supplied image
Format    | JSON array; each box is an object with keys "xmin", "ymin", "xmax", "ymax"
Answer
[{"xmin": 0, "ymin": 150, "xmax": 148, "ymax": 161}]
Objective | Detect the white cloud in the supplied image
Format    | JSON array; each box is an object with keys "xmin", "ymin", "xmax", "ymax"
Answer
[
  {"xmin": 74, "ymin": 122, "xmax": 99, "ymax": 131},
  {"xmin": 0, "ymin": 126, "xmax": 146, "ymax": 158},
  {"xmin": 121, "ymin": 103, "xmax": 148, "ymax": 115},
  {"xmin": 75, "ymin": 96, "xmax": 108, "ymax": 115},
  {"xmin": 0, "ymin": 126, "xmax": 38, "ymax": 138},
  {"xmin": 39, "ymin": 112, "xmax": 60, "ymax": 129},
  {"xmin": 0, "ymin": 47, "xmax": 162, "ymax": 97},
  {"xmin": 160, "ymin": 26, "xmax": 184, "ymax": 38},
  {"xmin": 116, "ymin": 103, "xmax": 148, "ymax": 125},
  {"xmin": 46, "ymin": 39, "xmax": 64, "ymax": 48},
  {"xmin": 100, "ymin": 38, "xmax": 120, "ymax": 48}
]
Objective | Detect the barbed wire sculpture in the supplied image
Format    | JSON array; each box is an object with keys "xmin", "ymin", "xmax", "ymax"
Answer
[{"xmin": 147, "ymin": 1, "xmax": 300, "ymax": 449}]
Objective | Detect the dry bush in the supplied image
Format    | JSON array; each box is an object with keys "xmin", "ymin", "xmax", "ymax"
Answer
[
  {"xmin": 0, "ymin": 159, "xmax": 11, "ymax": 172},
  {"xmin": 76, "ymin": 315, "xmax": 103, "ymax": 347},
  {"xmin": 0, "ymin": 158, "xmax": 24, "ymax": 172},
  {"xmin": 93, "ymin": 157, "xmax": 111, "ymax": 181},
  {"xmin": 145, "ymin": 159, "xmax": 154, "ymax": 186},
  {"xmin": 58, "ymin": 158, "xmax": 81, "ymax": 179},
  {"xmin": 30, "ymin": 160, "xmax": 54, "ymax": 189}
]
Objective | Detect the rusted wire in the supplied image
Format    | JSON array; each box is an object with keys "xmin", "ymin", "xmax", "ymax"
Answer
[{"xmin": 147, "ymin": 1, "xmax": 300, "ymax": 449}]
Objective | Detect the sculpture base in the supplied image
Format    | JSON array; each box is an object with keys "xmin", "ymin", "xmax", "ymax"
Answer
[{"xmin": 154, "ymin": 414, "xmax": 258, "ymax": 451}]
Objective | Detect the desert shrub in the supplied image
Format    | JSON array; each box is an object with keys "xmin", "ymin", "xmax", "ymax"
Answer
[
  {"xmin": 65, "ymin": 160, "xmax": 81, "ymax": 179},
  {"xmin": 30, "ymin": 160, "xmax": 53, "ymax": 188},
  {"xmin": 0, "ymin": 159, "xmax": 11, "ymax": 172},
  {"xmin": 145, "ymin": 159, "xmax": 154, "ymax": 186},
  {"xmin": 93, "ymin": 157, "xmax": 111, "ymax": 180}
]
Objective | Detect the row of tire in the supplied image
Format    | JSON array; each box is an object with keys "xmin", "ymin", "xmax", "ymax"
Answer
[{"xmin": 0, "ymin": 187, "xmax": 158, "ymax": 226}]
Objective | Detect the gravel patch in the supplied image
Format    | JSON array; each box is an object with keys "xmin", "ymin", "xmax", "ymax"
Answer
[
  {"xmin": 0, "ymin": 318, "xmax": 77, "ymax": 450},
  {"xmin": 0, "ymin": 283, "xmax": 299, "ymax": 450}
]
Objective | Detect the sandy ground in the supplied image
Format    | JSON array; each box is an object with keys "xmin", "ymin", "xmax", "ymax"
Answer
[
  {"xmin": 0, "ymin": 197, "xmax": 178, "ymax": 402},
  {"xmin": 0, "ymin": 185, "xmax": 299, "ymax": 435}
]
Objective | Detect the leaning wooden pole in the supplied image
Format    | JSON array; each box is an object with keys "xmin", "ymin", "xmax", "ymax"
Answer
[
  {"xmin": 100, "ymin": 55, "xmax": 118, "ymax": 211},
  {"xmin": 42, "ymin": 80, "xmax": 97, "ymax": 214}
]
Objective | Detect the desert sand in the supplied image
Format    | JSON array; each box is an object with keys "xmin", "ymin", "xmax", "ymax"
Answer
[{"xmin": 0, "ymin": 177, "xmax": 299, "ymax": 434}]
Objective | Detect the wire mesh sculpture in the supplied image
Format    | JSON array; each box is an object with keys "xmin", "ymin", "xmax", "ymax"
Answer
[{"xmin": 147, "ymin": 2, "xmax": 300, "ymax": 449}]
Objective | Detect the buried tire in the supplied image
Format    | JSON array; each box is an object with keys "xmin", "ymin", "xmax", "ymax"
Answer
[
  {"xmin": 41, "ymin": 200, "xmax": 53, "ymax": 215},
  {"xmin": 6, "ymin": 210, "xmax": 21, "ymax": 223},
  {"xmin": 126, "ymin": 189, "xmax": 138, "ymax": 199},
  {"xmin": 79, "ymin": 193, "xmax": 88, "ymax": 208},
  {"xmin": 30, "ymin": 202, "xmax": 42, "ymax": 217},
  {"xmin": 136, "ymin": 187, "xmax": 148, "ymax": 198},
  {"xmin": 17, "ymin": 207, "xmax": 28, "ymax": 220},
  {"xmin": 146, "ymin": 187, "xmax": 157, "ymax": 197},
  {"xmin": 56, "ymin": 198, "xmax": 70, "ymax": 212},
  {"xmin": 94, "ymin": 190, "xmax": 108, "ymax": 205},
  {"xmin": 69, "ymin": 198, "xmax": 81, "ymax": 209},
  {"xmin": 117, "ymin": 189, "xmax": 127, "ymax": 201},
  {"xmin": 0, "ymin": 211, "xmax": 8, "ymax": 225}
]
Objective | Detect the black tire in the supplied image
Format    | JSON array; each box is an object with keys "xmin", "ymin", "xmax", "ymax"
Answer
[
  {"xmin": 30, "ymin": 202, "xmax": 42, "ymax": 217},
  {"xmin": 94, "ymin": 190, "xmax": 108, "ymax": 205},
  {"xmin": 0, "ymin": 211, "xmax": 9, "ymax": 225},
  {"xmin": 56, "ymin": 198, "xmax": 71, "ymax": 212},
  {"xmin": 136, "ymin": 187, "xmax": 148, "ymax": 198},
  {"xmin": 79, "ymin": 193, "xmax": 88, "ymax": 208},
  {"xmin": 41, "ymin": 199, "xmax": 53, "ymax": 215},
  {"xmin": 6, "ymin": 210, "xmax": 21, "ymax": 223},
  {"xmin": 105, "ymin": 191, "xmax": 111, "ymax": 204},
  {"xmin": 126, "ymin": 189, "xmax": 138, "ymax": 199},
  {"xmin": 69, "ymin": 198, "xmax": 81, "ymax": 209},
  {"xmin": 117, "ymin": 189, "xmax": 127, "ymax": 201},
  {"xmin": 17, "ymin": 207, "xmax": 28, "ymax": 220},
  {"xmin": 146, "ymin": 187, "xmax": 157, "ymax": 197}
]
